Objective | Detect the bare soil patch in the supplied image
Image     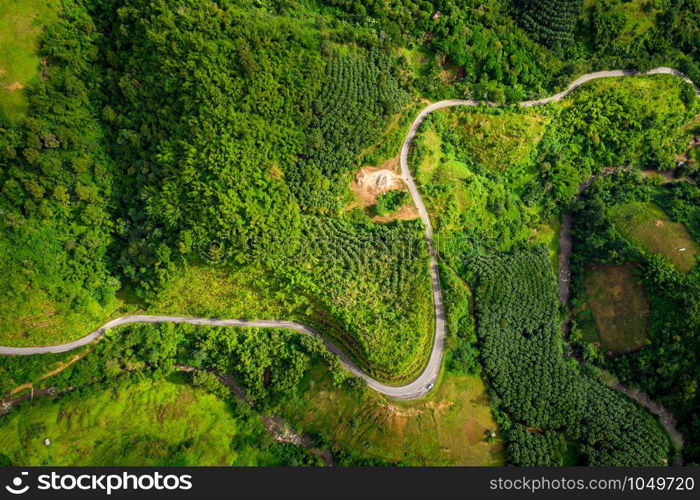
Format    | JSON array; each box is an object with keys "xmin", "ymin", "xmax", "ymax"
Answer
[{"xmin": 348, "ymin": 157, "xmax": 419, "ymax": 221}]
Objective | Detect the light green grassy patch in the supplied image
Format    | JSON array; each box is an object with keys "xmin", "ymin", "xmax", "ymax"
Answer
[
  {"xmin": 449, "ymin": 111, "xmax": 548, "ymax": 172},
  {"xmin": 584, "ymin": 263, "xmax": 649, "ymax": 353},
  {"xmin": 415, "ymin": 125, "xmax": 443, "ymax": 184},
  {"xmin": 613, "ymin": 202, "xmax": 699, "ymax": 272},
  {"xmin": 583, "ymin": 0, "xmax": 661, "ymax": 44},
  {"xmin": 398, "ymin": 47, "xmax": 430, "ymax": 75},
  {"xmin": 280, "ymin": 364, "xmax": 504, "ymax": 466},
  {"xmin": 529, "ymin": 217, "xmax": 560, "ymax": 274},
  {"xmin": 154, "ymin": 264, "xmax": 315, "ymax": 321},
  {"xmin": 411, "ymin": 107, "xmax": 551, "ymax": 252},
  {"xmin": 0, "ymin": 222, "xmax": 124, "ymax": 347},
  {"xmin": 0, "ymin": 0, "xmax": 60, "ymax": 121},
  {"xmin": 0, "ymin": 375, "xmax": 281, "ymax": 466}
]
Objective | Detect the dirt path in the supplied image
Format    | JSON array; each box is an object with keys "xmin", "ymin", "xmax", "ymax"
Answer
[
  {"xmin": 6, "ymin": 349, "xmax": 93, "ymax": 397},
  {"xmin": 558, "ymin": 212, "xmax": 574, "ymax": 307},
  {"xmin": 612, "ymin": 382, "xmax": 684, "ymax": 453}
]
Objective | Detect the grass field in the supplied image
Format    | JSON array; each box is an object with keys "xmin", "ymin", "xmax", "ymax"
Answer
[
  {"xmin": 280, "ymin": 364, "xmax": 504, "ymax": 466},
  {"xmin": 584, "ymin": 263, "xmax": 649, "ymax": 354},
  {"xmin": 0, "ymin": 375, "xmax": 284, "ymax": 466},
  {"xmin": 0, "ymin": 0, "xmax": 59, "ymax": 121},
  {"xmin": 613, "ymin": 202, "xmax": 699, "ymax": 272}
]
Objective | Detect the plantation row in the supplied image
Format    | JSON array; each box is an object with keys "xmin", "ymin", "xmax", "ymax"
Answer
[
  {"xmin": 273, "ymin": 216, "xmax": 433, "ymax": 380},
  {"xmin": 289, "ymin": 49, "xmax": 410, "ymax": 214},
  {"xmin": 471, "ymin": 248, "xmax": 671, "ymax": 465},
  {"xmin": 516, "ymin": 0, "xmax": 582, "ymax": 49}
]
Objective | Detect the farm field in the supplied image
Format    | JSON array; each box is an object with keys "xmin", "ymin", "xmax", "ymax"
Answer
[
  {"xmin": 583, "ymin": 263, "xmax": 649, "ymax": 354},
  {"xmin": 612, "ymin": 202, "xmax": 699, "ymax": 273}
]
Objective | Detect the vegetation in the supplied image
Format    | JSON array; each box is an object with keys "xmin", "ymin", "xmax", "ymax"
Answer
[
  {"xmin": 375, "ymin": 189, "xmax": 409, "ymax": 216},
  {"xmin": 612, "ymin": 202, "xmax": 699, "ymax": 273},
  {"xmin": 570, "ymin": 173, "xmax": 700, "ymax": 462},
  {"xmin": 530, "ymin": 75, "xmax": 698, "ymax": 214},
  {"xmin": 290, "ymin": 48, "xmax": 412, "ymax": 214},
  {"xmin": 325, "ymin": 0, "xmax": 700, "ymax": 101},
  {"xmin": 0, "ymin": 0, "xmax": 430, "ymax": 380},
  {"xmin": 1, "ymin": 320, "xmax": 489, "ymax": 466},
  {"xmin": 279, "ymin": 363, "xmax": 504, "ymax": 466},
  {"xmin": 412, "ymin": 107, "xmax": 552, "ymax": 254},
  {"xmin": 2, "ymin": 0, "xmax": 700, "ymax": 468},
  {"xmin": 0, "ymin": 0, "xmax": 60, "ymax": 121},
  {"xmin": 0, "ymin": 1, "xmax": 119, "ymax": 346},
  {"xmin": 440, "ymin": 262, "xmax": 480, "ymax": 375},
  {"xmin": 0, "ymin": 348, "xmax": 84, "ymax": 395},
  {"xmin": 443, "ymin": 111, "xmax": 549, "ymax": 172},
  {"xmin": 516, "ymin": 0, "xmax": 583, "ymax": 50},
  {"xmin": 279, "ymin": 216, "xmax": 433, "ymax": 380},
  {"xmin": 470, "ymin": 248, "xmax": 671, "ymax": 466},
  {"xmin": 0, "ymin": 374, "xmax": 319, "ymax": 466}
]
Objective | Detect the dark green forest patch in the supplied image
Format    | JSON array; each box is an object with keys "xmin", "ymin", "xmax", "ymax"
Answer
[{"xmin": 471, "ymin": 248, "xmax": 671, "ymax": 466}]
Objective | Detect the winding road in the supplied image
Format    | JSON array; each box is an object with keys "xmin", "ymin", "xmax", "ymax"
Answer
[{"xmin": 1, "ymin": 67, "xmax": 697, "ymax": 401}]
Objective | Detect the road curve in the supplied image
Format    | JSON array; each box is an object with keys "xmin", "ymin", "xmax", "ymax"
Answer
[{"xmin": 1, "ymin": 67, "xmax": 697, "ymax": 400}]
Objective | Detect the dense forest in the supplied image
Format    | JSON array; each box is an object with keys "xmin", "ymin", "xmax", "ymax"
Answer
[
  {"xmin": 0, "ymin": 0, "xmax": 431, "ymax": 380},
  {"xmin": 470, "ymin": 248, "xmax": 671, "ymax": 466}
]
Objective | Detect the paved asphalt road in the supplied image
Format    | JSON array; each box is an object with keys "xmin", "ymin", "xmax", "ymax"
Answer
[{"xmin": 1, "ymin": 67, "xmax": 697, "ymax": 400}]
